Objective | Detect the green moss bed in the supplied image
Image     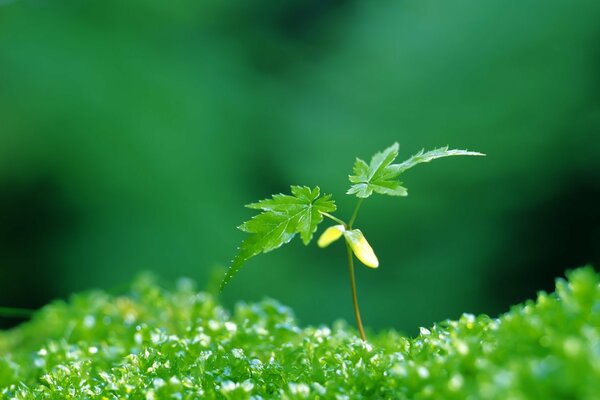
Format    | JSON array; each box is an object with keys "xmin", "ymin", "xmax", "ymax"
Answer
[{"xmin": 1, "ymin": 267, "xmax": 599, "ymax": 399}]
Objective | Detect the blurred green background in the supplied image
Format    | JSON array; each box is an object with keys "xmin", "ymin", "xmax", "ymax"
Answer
[{"xmin": 1, "ymin": 0, "xmax": 599, "ymax": 334}]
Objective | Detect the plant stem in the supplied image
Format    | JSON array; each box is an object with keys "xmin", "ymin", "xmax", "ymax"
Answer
[
  {"xmin": 0, "ymin": 307, "xmax": 34, "ymax": 318},
  {"xmin": 320, "ymin": 212, "xmax": 347, "ymax": 227},
  {"xmin": 345, "ymin": 241, "xmax": 367, "ymax": 341},
  {"xmin": 348, "ymin": 198, "xmax": 364, "ymax": 229},
  {"xmin": 324, "ymin": 200, "xmax": 368, "ymax": 341}
]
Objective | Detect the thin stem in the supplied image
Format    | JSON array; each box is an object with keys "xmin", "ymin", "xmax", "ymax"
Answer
[
  {"xmin": 345, "ymin": 241, "xmax": 367, "ymax": 341},
  {"xmin": 348, "ymin": 198, "xmax": 364, "ymax": 229},
  {"xmin": 0, "ymin": 307, "xmax": 35, "ymax": 318},
  {"xmin": 320, "ymin": 212, "xmax": 347, "ymax": 227},
  {"xmin": 325, "ymin": 198, "xmax": 367, "ymax": 341}
]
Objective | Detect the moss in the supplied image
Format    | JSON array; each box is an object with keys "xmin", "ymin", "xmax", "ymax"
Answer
[{"xmin": 1, "ymin": 268, "xmax": 599, "ymax": 399}]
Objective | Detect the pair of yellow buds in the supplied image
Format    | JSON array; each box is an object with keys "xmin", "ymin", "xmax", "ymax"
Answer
[{"xmin": 317, "ymin": 225, "xmax": 379, "ymax": 268}]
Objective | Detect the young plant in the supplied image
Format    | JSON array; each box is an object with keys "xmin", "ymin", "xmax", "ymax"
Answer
[{"xmin": 221, "ymin": 143, "xmax": 484, "ymax": 340}]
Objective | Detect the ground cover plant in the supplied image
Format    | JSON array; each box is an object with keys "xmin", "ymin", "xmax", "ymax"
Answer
[
  {"xmin": 221, "ymin": 143, "xmax": 484, "ymax": 340},
  {"xmin": 0, "ymin": 267, "xmax": 599, "ymax": 399}
]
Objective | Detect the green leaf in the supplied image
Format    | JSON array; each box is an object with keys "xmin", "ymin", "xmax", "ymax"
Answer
[
  {"xmin": 220, "ymin": 186, "xmax": 336, "ymax": 291},
  {"xmin": 385, "ymin": 146, "xmax": 485, "ymax": 176},
  {"xmin": 347, "ymin": 143, "xmax": 485, "ymax": 198},
  {"xmin": 347, "ymin": 142, "xmax": 407, "ymax": 198}
]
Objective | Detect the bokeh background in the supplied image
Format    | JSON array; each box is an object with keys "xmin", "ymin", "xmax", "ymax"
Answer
[{"xmin": 1, "ymin": 0, "xmax": 599, "ymax": 334}]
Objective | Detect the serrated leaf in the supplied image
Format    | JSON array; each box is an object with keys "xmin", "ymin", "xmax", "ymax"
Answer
[
  {"xmin": 347, "ymin": 142, "xmax": 407, "ymax": 198},
  {"xmin": 385, "ymin": 146, "xmax": 485, "ymax": 176},
  {"xmin": 220, "ymin": 185, "xmax": 336, "ymax": 291},
  {"xmin": 347, "ymin": 143, "xmax": 484, "ymax": 198}
]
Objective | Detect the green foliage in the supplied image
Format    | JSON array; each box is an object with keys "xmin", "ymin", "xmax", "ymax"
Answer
[
  {"xmin": 347, "ymin": 142, "xmax": 407, "ymax": 198},
  {"xmin": 1, "ymin": 267, "xmax": 599, "ymax": 399},
  {"xmin": 224, "ymin": 143, "xmax": 482, "ymax": 288},
  {"xmin": 221, "ymin": 186, "xmax": 335, "ymax": 290},
  {"xmin": 347, "ymin": 143, "xmax": 484, "ymax": 198},
  {"xmin": 223, "ymin": 143, "xmax": 483, "ymax": 340},
  {"xmin": 2, "ymin": 0, "xmax": 600, "ymax": 338}
]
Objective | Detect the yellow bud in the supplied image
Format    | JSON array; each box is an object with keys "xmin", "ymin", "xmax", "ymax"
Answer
[
  {"xmin": 344, "ymin": 229, "xmax": 379, "ymax": 268},
  {"xmin": 317, "ymin": 225, "xmax": 345, "ymax": 248}
]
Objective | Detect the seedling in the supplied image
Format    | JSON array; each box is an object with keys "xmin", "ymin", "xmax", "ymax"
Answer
[{"xmin": 221, "ymin": 143, "xmax": 484, "ymax": 340}]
